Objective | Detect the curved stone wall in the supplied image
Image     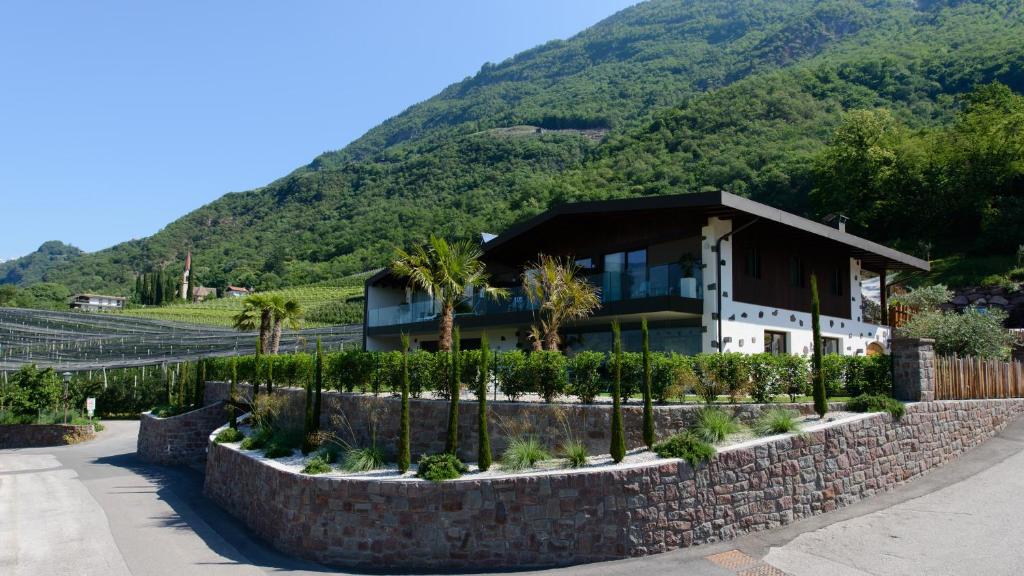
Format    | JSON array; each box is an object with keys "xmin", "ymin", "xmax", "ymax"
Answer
[
  {"xmin": 0, "ymin": 424, "xmax": 95, "ymax": 448},
  {"xmin": 203, "ymin": 399, "xmax": 1024, "ymax": 570},
  {"xmin": 137, "ymin": 401, "xmax": 228, "ymax": 465},
  {"xmin": 203, "ymin": 380, "xmax": 841, "ymax": 461}
]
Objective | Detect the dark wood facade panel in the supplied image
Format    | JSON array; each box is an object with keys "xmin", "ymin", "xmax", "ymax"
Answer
[{"xmin": 731, "ymin": 224, "xmax": 852, "ymax": 319}]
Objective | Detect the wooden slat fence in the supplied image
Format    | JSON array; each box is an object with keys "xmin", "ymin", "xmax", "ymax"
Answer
[
  {"xmin": 888, "ymin": 304, "xmax": 915, "ymax": 328},
  {"xmin": 934, "ymin": 355, "xmax": 1024, "ymax": 400}
]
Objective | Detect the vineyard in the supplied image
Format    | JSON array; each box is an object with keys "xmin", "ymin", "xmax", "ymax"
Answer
[
  {"xmin": 115, "ymin": 283, "xmax": 365, "ymax": 328},
  {"xmin": 0, "ymin": 306, "xmax": 362, "ymax": 372}
]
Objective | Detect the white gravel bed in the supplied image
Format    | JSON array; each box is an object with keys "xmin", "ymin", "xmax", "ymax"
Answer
[{"xmin": 217, "ymin": 409, "xmax": 875, "ymax": 482}]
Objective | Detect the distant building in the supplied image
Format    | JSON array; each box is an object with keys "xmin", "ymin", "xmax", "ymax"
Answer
[
  {"xmin": 225, "ymin": 285, "xmax": 251, "ymax": 298},
  {"xmin": 70, "ymin": 294, "xmax": 126, "ymax": 312},
  {"xmin": 181, "ymin": 251, "xmax": 192, "ymax": 301},
  {"xmin": 192, "ymin": 286, "xmax": 217, "ymax": 303}
]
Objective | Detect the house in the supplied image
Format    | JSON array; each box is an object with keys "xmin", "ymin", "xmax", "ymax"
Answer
[
  {"xmin": 363, "ymin": 191, "xmax": 929, "ymax": 355},
  {"xmin": 225, "ymin": 286, "xmax": 251, "ymax": 298},
  {"xmin": 70, "ymin": 293, "xmax": 127, "ymax": 312},
  {"xmin": 192, "ymin": 286, "xmax": 217, "ymax": 303}
]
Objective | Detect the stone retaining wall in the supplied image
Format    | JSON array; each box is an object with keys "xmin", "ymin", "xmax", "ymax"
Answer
[
  {"xmin": 0, "ymin": 424, "xmax": 95, "ymax": 448},
  {"xmin": 204, "ymin": 381, "xmax": 839, "ymax": 460},
  {"xmin": 137, "ymin": 401, "xmax": 228, "ymax": 465},
  {"xmin": 204, "ymin": 399, "xmax": 1024, "ymax": 570}
]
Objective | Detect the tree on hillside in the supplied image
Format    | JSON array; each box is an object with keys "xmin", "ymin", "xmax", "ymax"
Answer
[
  {"xmin": 390, "ymin": 235, "xmax": 506, "ymax": 351},
  {"xmin": 522, "ymin": 254, "xmax": 601, "ymax": 351}
]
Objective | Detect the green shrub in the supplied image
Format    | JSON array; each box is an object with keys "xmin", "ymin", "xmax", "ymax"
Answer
[
  {"xmin": 342, "ymin": 445, "xmax": 386, "ymax": 472},
  {"xmin": 747, "ymin": 353, "xmax": 780, "ymax": 403},
  {"xmin": 753, "ymin": 408, "xmax": 802, "ymax": 436},
  {"xmin": 302, "ymin": 455, "xmax": 333, "ymax": 475},
  {"xmin": 501, "ymin": 437, "xmax": 552, "ymax": 471},
  {"xmin": 899, "ymin": 308, "xmax": 1012, "ymax": 359},
  {"xmin": 652, "ymin": 431, "xmax": 716, "ymax": 466},
  {"xmin": 607, "ymin": 351, "xmax": 643, "ymax": 401},
  {"xmin": 691, "ymin": 354, "xmax": 726, "ymax": 403},
  {"xmin": 567, "ymin": 351, "xmax": 604, "ymax": 403},
  {"xmin": 843, "ymin": 354, "xmax": 892, "ymax": 397},
  {"xmin": 264, "ymin": 429, "xmax": 301, "ymax": 458},
  {"xmin": 891, "ymin": 284, "xmax": 953, "ymax": 311},
  {"xmin": 416, "ymin": 453, "xmax": 468, "ymax": 482},
  {"xmin": 496, "ymin": 350, "xmax": 532, "ymax": 400},
  {"xmin": 314, "ymin": 443, "xmax": 341, "ymax": 464},
  {"xmin": 264, "ymin": 442, "xmax": 294, "ymax": 459},
  {"xmin": 214, "ymin": 427, "xmax": 243, "ymax": 444},
  {"xmin": 407, "ymin": 349, "xmax": 433, "ymax": 398},
  {"xmin": 431, "ymin": 351, "xmax": 454, "ymax": 400},
  {"xmin": 821, "ymin": 354, "xmax": 845, "ymax": 397},
  {"xmin": 459, "ymin": 349, "xmax": 481, "ymax": 394},
  {"xmin": 692, "ymin": 407, "xmax": 741, "ymax": 444},
  {"xmin": 777, "ymin": 354, "xmax": 810, "ymax": 401},
  {"xmin": 240, "ymin": 427, "xmax": 272, "ymax": 450},
  {"xmin": 846, "ymin": 394, "xmax": 905, "ymax": 419},
  {"xmin": 561, "ymin": 440, "xmax": 589, "ymax": 468},
  {"xmin": 652, "ymin": 353, "xmax": 689, "ymax": 403},
  {"xmin": 372, "ymin": 351, "xmax": 403, "ymax": 395},
  {"xmin": 530, "ymin": 350, "xmax": 567, "ymax": 402},
  {"xmin": 328, "ymin": 349, "xmax": 375, "ymax": 393}
]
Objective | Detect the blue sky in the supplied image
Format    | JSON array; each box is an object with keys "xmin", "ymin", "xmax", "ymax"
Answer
[{"xmin": 0, "ymin": 1, "xmax": 637, "ymax": 260}]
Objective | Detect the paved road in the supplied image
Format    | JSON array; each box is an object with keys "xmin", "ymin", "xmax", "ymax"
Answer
[{"xmin": 3, "ymin": 418, "xmax": 1024, "ymax": 576}]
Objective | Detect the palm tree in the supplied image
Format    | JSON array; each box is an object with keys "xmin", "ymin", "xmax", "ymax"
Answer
[
  {"xmin": 269, "ymin": 296, "xmax": 303, "ymax": 354},
  {"xmin": 391, "ymin": 235, "xmax": 506, "ymax": 351},
  {"xmin": 232, "ymin": 294, "xmax": 274, "ymax": 352},
  {"xmin": 522, "ymin": 255, "xmax": 601, "ymax": 351}
]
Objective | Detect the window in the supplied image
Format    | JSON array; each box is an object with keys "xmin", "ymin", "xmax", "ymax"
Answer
[
  {"xmin": 764, "ymin": 331, "xmax": 788, "ymax": 355},
  {"xmin": 829, "ymin": 267, "xmax": 844, "ymax": 296},
  {"xmin": 789, "ymin": 256, "xmax": 805, "ymax": 288},
  {"xmin": 575, "ymin": 257, "xmax": 595, "ymax": 271},
  {"xmin": 823, "ymin": 337, "xmax": 841, "ymax": 355},
  {"xmin": 743, "ymin": 247, "xmax": 761, "ymax": 279}
]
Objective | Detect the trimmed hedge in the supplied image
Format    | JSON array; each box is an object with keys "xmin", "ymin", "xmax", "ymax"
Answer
[{"xmin": 206, "ymin": 350, "xmax": 892, "ymax": 404}]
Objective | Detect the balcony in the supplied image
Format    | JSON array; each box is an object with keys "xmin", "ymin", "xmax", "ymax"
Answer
[{"xmin": 367, "ymin": 263, "xmax": 703, "ymax": 328}]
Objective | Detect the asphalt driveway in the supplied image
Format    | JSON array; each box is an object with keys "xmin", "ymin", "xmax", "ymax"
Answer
[{"xmin": 4, "ymin": 417, "xmax": 1024, "ymax": 575}]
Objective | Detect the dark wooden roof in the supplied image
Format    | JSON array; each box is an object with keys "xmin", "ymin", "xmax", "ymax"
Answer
[{"xmin": 368, "ymin": 191, "xmax": 928, "ymax": 286}]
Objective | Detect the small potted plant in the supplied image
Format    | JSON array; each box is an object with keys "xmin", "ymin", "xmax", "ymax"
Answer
[{"xmin": 678, "ymin": 252, "xmax": 699, "ymax": 298}]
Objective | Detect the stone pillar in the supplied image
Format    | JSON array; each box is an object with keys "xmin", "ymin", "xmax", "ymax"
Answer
[{"xmin": 891, "ymin": 337, "xmax": 935, "ymax": 402}]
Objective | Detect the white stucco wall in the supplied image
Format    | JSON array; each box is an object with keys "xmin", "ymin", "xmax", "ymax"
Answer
[{"xmin": 701, "ymin": 217, "xmax": 889, "ymax": 357}]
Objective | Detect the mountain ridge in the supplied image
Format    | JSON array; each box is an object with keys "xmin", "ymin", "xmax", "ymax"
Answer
[{"xmin": 3, "ymin": 0, "xmax": 1022, "ymax": 295}]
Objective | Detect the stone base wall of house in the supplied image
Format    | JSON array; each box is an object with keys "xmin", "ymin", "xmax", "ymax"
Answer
[
  {"xmin": 203, "ymin": 399, "xmax": 1024, "ymax": 570},
  {"xmin": 137, "ymin": 401, "xmax": 228, "ymax": 465},
  {"xmin": 0, "ymin": 424, "xmax": 95, "ymax": 448},
  {"xmin": 203, "ymin": 381, "xmax": 841, "ymax": 460}
]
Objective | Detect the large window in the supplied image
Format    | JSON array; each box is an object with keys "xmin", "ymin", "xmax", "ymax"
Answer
[
  {"xmin": 626, "ymin": 249, "xmax": 647, "ymax": 298},
  {"xmin": 603, "ymin": 252, "xmax": 626, "ymax": 301},
  {"xmin": 764, "ymin": 330, "xmax": 788, "ymax": 355},
  {"xmin": 823, "ymin": 337, "xmax": 841, "ymax": 355},
  {"xmin": 603, "ymin": 249, "xmax": 647, "ymax": 301}
]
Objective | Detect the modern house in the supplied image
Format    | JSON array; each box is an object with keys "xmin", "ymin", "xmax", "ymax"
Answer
[
  {"xmin": 363, "ymin": 191, "xmax": 929, "ymax": 356},
  {"xmin": 70, "ymin": 293, "xmax": 127, "ymax": 312}
]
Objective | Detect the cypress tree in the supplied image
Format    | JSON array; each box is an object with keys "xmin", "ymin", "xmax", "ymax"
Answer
[
  {"xmin": 811, "ymin": 274, "xmax": 829, "ymax": 418},
  {"xmin": 253, "ymin": 336, "xmax": 262, "ymax": 396},
  {"xmin": 177, "ymin": 362, "xmax": 187, "ymax": 411},
  {"xmin": 193, "ymin": 358, "xmax": 205, "ymax": 408},
  {"xmin": 445, "ymin": 326, "xmax": 461, "ymax": 455},
  {"xmin": 313, "ymin": 337, "xmax": 323, "ymax": 433},
  {"xmin": 228, "ymin": 357, "xmax": 238, "ymax": 429},
  {"xmin": 610, "ymin": 320, "xmax": 626, "ymax": 463},
  {"xmin": 398, "ymin": 333, "xmax": 411, "ymax": 473},
  {"xmin": 266, "ymin": 356, "xmax": 274, "ymax": 395},
  {"xmin": 641, "ymin": 318, "xmax": 655, "ymax": 449},
  {"xmin": 302, "ymin": 370, "xmax": 315, "ymax": 454},
  {"xmin": 477, "ymin": 333, "xmax": 492, "ymax": 471}
]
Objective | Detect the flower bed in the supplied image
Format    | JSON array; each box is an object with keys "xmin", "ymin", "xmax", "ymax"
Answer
[{"xmin": 204, "ymin": 399, "xmax": 1024, "ymax": 570}]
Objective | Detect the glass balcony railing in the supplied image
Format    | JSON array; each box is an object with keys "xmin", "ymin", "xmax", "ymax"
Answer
[{"xmin": 367, "ymin": 263, "xmax": 703, "ymax": 327}]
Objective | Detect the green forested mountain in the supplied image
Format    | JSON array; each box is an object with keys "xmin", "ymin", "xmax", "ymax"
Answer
[{"xmin": 4, "ymin": 0, "xmax": 1023, "ymax": 295}]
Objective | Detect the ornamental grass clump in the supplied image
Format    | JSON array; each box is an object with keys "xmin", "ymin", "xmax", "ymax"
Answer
[
  {"xmin": 753, "ymin": 408, "xmax": 802, "ymax": 436},
  {"xmin": 239, "ymin": 426, "xmax": 272, "ymax": 450},
  {"xmin": 213, "ymin": 427, "xmax": 243, "ymax": 444},
  {"xmin": 692, "ymin": 407, "xmax": 741, "ymax": 444},
  {"xmin": 652, "ymin": 431, "xmax": 715, "ymax": 467},
  {"xmin": 561, "ymin": 441, "xmax": 589, "ymax": 468},
  {"xmin": 846, "ymin": 394, "xmax": 905, "ymax": 419},
  {"xmin": 342, "ymin": 445, "xmax": 386, "ymax": 472},
  {"xmin": 501, "ymin": 437, "xmax": 552, "ymax": 472},
  {"xmin": 417, "ymin": 453, "xmax": 468, "ymax": 482}
]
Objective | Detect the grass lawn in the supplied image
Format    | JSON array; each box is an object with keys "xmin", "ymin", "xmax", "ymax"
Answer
[{"xmin": 912, "ymin": 253, "xmax": 1018, "ymax": 288}]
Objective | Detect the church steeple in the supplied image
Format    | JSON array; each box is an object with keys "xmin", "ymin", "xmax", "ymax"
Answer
[{"xmin": 181, "ymin": 250, "xmax": 192, "ymax": 301}]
